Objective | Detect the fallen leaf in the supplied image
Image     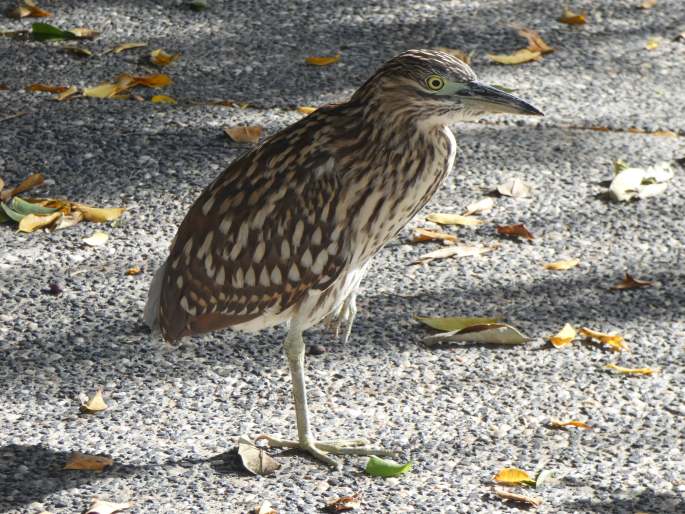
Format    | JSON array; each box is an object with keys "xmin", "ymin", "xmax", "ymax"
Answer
[
  {"xmin": 549, "ymin": 323, "xmax": 577, "ymax": 348},
  {"xmin": 412, "ymin": 244, "xmax": 493, "ymax": 265},
  {"xmin": 578, "ymin": 327, "xmax": 626, "ymax": 352},
  {"xmin": 63, "ymin": 46, "xmax": 93, "ymax": 58},
  {"xmin": 18, "ymin": 211, "xmax": 61, "ymax": 232},
  {"xmin": 73, "ymin": 204, "xmax": 125, "ymax": 222},
  {"xmin": 497, "ymin": 178, "xmax": 532, "ymax": 198},
  {"xmin": 120, "ymin": 73, "xmax": 172, "ymax": 89},
  {"xmin": 150, "ymin": 48, "xmax": 180, "ymax": 66},
  {"xmin": 3, "ymin": 172, "xmax": 44, "ymax": 200},
  {"xmin": 639, "ymin": 0, "xmax": 657, "ymax": 9},
  {"xmin": 326, "ymin": 493, "xmax": 361, "ymax": 511},
  {"xmin": 64, "ymin": 452, "xmax": 113, "ymax": 472},
  {"xmin": 188, "ymin": 0, "xmax": 208, "ymax": 11},
  {"xmin": 434, "ymin": 47, "xmax": 472, "ymax": 64},
  {"xmin": 548, "ymin": 419, "xmax": 592, "ymax": 429},
  {"xmin": 494, "ymin": 487, "xmax": 542, "ymax": 507},
  {"xmin": 26, "ymin": 83, "xmax": 69, "ymax": 93},
  {"xmin": 645, "ymin": 37, "xmax": 660, "ymax": 50},
  {"xmin": 297, "ymin": 106, "xmax": 317, "ymax": 115},
  {"xmin": 493, "ymin": 467, "xmax": 536, "ymax": 486},
  {"xmin": 365, "ymin": 456, "xmax": 412, "ymax": 477},
  {"xmin": 305, "ymin": 53, "xmax": 341, "ymax": 65},
  {"xmin": 411, "ymin": 227, "xmax": 458, "ymax": 243},
  {"xmin": 652, "ymin": 130, "xmax": 677, "ymax": 137},
  {"xmin": 150, "ymin": 94, "xmax": 177, "ymax": 105},
  {"xmin": 517, "ymin": 28, "xmax": 554, "ymax": 54},
  {"xmin": 110, "ymin": 41, "xmax": 147, "ymax": 53},
  {"xmin": 80, "ymin": 389, "xmax": 108, "ymax": 413},
  {"xmin": 238, "ymin": 435, "xmax": 281, "ymax": 475},
  {"xmin": 544, "ymin": 259, "xmax": 579, "ymax": 271},
  {"xmin": 611, "ymin": 273, "xmax": 654, "ymax": 290},
  {"xmin": 424, "ymin": 323, "xmax": 528, "ymax": 346},
  {"xmin": 83, "ymin": 83, "xmax": 120, "ymax": 99},
  {"xmin": 68, "ymin": 27, "xmax": 99, "ymax": 39},
  {"xmin": 83, "ymin": 231, "xmax": 109, "ymax": 247},
  {"xmin": 605, "ymin": 363, "xmax": 656, "ymax": 375},
  {"xmin": 496, "ymin": 223, "xmax": 534, "ymax": 240},
  {"xmin": 609, "ymin": 161, "xmax": 674, "ymax": 201},
  {"xmin": 415, "ymin": 315, "xmax": 500, "ymax": 332},
  {"xmin": 224, "ymin": 125, "xmax": 262, "ymax": 144},
  {"xmin": 56, "ymin": 86, "xmax": 78, "ymax": 101},
  {"xmin": 10, "ymin": 196, "xmax": 58, "ymax": 216},
  {"xmin": 126, "ymin": 266, "xmax": 142, "ymax": 276},
  {"xmin": 426, "ymin": 213, "xmax": 484, "ymax": 227},
  {"xmin": 6, "ymin": 1, "xmax": 51, "ymax": 19},
  {"xmin": 558, "ymin": 7, "xmax": 587, "ymax": 25},
  {"xmin": 0, "ymin": 202, "xmax": 24, "ymax": 222},
  {"xmin": 54, "ymin": 210, "xmax": 83, "ymax": 230},
  {"xmin": 254, "ymin": 501, "xmax": 278, "ymax": 514},
  {"xmin": 487, "ymin": 48, "xmax": 541, "ymax": 65},
  {"xmin": 85, "ymin": 499, "xmax": 132, "ymax": 514},
  {"xmin": 463, "ymin": 197, "xmax": 495, "ymax": 215}
]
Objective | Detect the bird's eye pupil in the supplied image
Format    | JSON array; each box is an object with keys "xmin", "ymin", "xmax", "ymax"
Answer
[{"xmin": 427, "ymin": 76, "xmax": 444, "ymax": 90}]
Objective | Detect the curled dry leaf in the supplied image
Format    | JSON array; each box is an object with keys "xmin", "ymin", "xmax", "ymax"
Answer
[
  {"xmin": 6, "ymin": 0, "xmax": 51, "ymax": 19},
  {"xmin": 26, "ymin": 83, "xmax": 69, "ymax": 93},
  {"xmin": 415, "ymin": 315, "xmax": 500, "ymax": 332},
  {"xmin": 3, "ymin": 172, "xmax": 44, "ymax": 200},
  {"xmin": 69, "ymin": 27, "xmax": 99, "ymax": 39},
  {"xmin": 496, "ymin": 223, "xmax": 534, "ymax": 240},
  {"xmin": 611, "ymin": 273, "xmax": 654, "ymax": 290},
  {"xmin": 18, "ymin": 211, "xmax": 61, "ymax": 232},
  {"xmin": 297, "ymin": 106, "xmax": 317, "ymax": 115},
  {"xmin": 412, "ymin": 244, "xmax": 493, "ymax": 265},
  {"xmin": 605, "ymin": 363, "xmax": 656, "ymax": 375},
  {"xmin": 85, "ymin": 499, "xmax": 132, "ymax": 514},
  {"xmin": 110, "ymin": 41, "xmax": 147, "ymax": 53},
  {"xmin": 578, "ymin": 327, "xmax": 626, "ymax": 352},
  {"xmin": 424, "ymin": 323, "xmax": 528, "ymax": 346},
  {"xmin": 305, "ymin": 53, "xmax": 341, "ymax": 65},
  {"xmin": 238, "ymin": 435, "xmax": 281, "ymax": 475},
  {"xmin": 57, "ymin": 86, "xmax": 78, "ymax": 101},
  {"xmin": 488, "ymin": 49, "xmax": 541, "ymax": 65},
  {"xmin": 83, "ymin": 231, "xmax": 109, "ymax": 247},
  {"xmin": 126, "ymin": 266, "xmax": 142, "ymax": 276},
  {"xmin": 497, "ymin": 178, "xmax": 532, "ymax": 198},
  {"xmin": 434, "ymin": 47, "xmax": 472, "ymax": 64},
  {"xmin": 81, "ymin": 389, "xmax": 108, "ymax": 413},
  {"xmin": 64, "ymin": 452, "xmax": 113, "ymax": 472},
  {"xmin": 463, "ymin": 197, "xmax": 494, "ymax": 215},
  {"xmin": 326, "ymin": 493, "xmax": 361, "ymax": 512},
  {"xmin": 517, "ymin": 28, "xmax": 554, "ymax": 54},
  {"xmin": 150, "ymin": 48, "xmax": 180, "ymax": 66},
  {"xmin": 84, "ymin": 74, "xmax": 172, "ymax": 99},
  {"xmin": 73, "ymin": 203, "xmax": 125, "ymax": 222},
  {"xmin": 549, "ymin": 323, "xmax": 576, "ymax": 348},
  {"xmin": 411, "ymin": 227, "xmax": 457, "ymax": 244},
  {"xmin": 224, "ymin": 126, "xmax": 262, "ymax": 144},
  {"xmin": 544, "ymin": 259, "xmax": 579, "ymax": 271},
  {"xmin": 548, "ymin": 419, "xmax": 592, "ymax": 430},
  {"xmin": 493, "ymin": 467, "xmax": 536, "ymax": 486},
  {"xmin": 558, "ymin": 7, "xmax": 587, "ymax": 25},
  {"xmin": 494, "ymin": 487, "xmax": 542, "ymax": 508},
  {"xmin": 425, "ymin": 213, "xmax": 484, "ymax": 227},
  {"xmin": 151, "ymin": 94, "xmax": 177, "ymax": 104}
]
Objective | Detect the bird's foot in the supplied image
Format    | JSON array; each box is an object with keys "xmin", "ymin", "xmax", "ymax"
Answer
[
  {"xmin": 322, "ymin": 294, "xmax": 358, "ymax": 345},
  {"xmin": 255, "ymin": 433, "xmax": 397, "ymax": 469}
]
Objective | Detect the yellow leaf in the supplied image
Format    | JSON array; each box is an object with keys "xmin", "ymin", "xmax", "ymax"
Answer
[
  {"xmin": 645, "ymin": 37, "xmax": 660, "ymax": 50},
  {"xmin": 549, "ymin": 323, "xmax": 577, "ymax": 348},
  {"xmin": 111, "ymin": 41, "xmax": 147, "ymax": 53},
  {"xmin": 64, "ymin": 452, "xmax": 113, "ymax": 472},
  {"xmin": 125, "ymin": 266, "xmax": 142, "ymax": 276},
  {"xmin": 150, "ymin": 48, "xmax": 180, "ymax": 66},
  {"xmin": 549, "ymin": 419, "xmax": 592, "ymax": 429},
  {"xmin": 129, "ymin": 73, "xmax": 172, "ymax": 88},
  {"xmin": 434, "ymin": 47, "xmax": 472, "ymax": 64},
  {"xmin": 411, "ymin": 227, "xmax": 458, "ymax": 243},
  {"xmin": 652, "ymin": 130, "xmax": 677, "ymax": 137},
  {"xmin": 68, "ymin": 27, "xmax": 99, "ymax": 39},
  {"xmin": 305, "ymin": 52, "xmax": 341, "ymax": 65},
  {"xmin": 83, "ymin": 230, "xmax": 109, "ymax": 246},
  {"xmin": 73, "ymin": 203, "xmax": 125, "ymax": 222},
  {"xmin": 558, "ymin": 8, "xmax": 587, "ymax": 25},
  {"xmin": 493, "ymin": 467, "xmax": 535, "ymax": 486},
  {"xmin": 611, "ymin": 273, "xmax": 654, "ymax": 290},
  {"xmin": 494, "ymin": 487, "xmax": 542, "ymax": 508},
  {"xmin": 56, "ymin": 86, "xmax": 78, "ymax": 101},
  {"xmin": 578, "ymin": 327, "xmax": 627, "ymax": 352},
  {"xmin": 517, "ymin": 28, "xmax": 554, "ymax": 54},
  {"xmin": 605, "ymin": 363, "xmax": 656, "ymax": 375},
  {"xmin": 297, "ymin": 106, "xmax": 317, "ymax": 115},
  {"xmin": 487, "ymin": 49, "xmax": 541, "ymax": 65},
  {"xmin": 426, "ymin": 213, "xmax": 484, "ymax": 227},
  {"xmin": 80, "ymin": 389, "xmax": 108, "ymax": 413},
  {"xmin": 151, "ymin": 94, "xmax": 177, "ymax": 104},
  {"xmin": 17, "ymin": 211, "xmax": 61, "ymax": 232},
  {"xmin": 83, "ymin": 82, "xmax": 120, "ymax": 98},
  {"xmin": 544, "ymin": 258, "xmax": 579, "ymax": 271},
  {"xmin": 224, "ymin": 125, "xmax": 262, "ymax": 144},
  {"xmin": 26, "ymin": 83, "xmax": 69, "ymax": 93}
]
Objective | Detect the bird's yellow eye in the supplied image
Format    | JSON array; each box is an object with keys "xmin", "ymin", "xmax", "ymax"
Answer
[{"xmin": 426, "ymin": 75, "xmax": 445, "ymax": 91}]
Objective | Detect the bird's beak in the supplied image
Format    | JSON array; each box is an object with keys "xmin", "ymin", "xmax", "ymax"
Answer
[{"xmin": 459, "ymin": 81, "xmax": 543, "ymax": 116}]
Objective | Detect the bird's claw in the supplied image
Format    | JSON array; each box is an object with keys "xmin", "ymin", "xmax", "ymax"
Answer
[{"xmin": 322, "ymin": 294, "xmax": 358, "ymax": 344}]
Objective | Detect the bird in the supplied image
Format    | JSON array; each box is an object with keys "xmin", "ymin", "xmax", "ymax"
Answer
[{"xmin": 144, "ymin": 49, "xmax": 542, "ymax": 469}]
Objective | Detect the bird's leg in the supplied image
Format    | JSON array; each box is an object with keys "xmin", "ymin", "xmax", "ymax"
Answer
[
  {"xmin": 321, "ymin": 291, "xmax": 358, "ymax": 344},
  {"xmin": 256, "ymin": 326, "xmax": 398, "ymax": 469}
]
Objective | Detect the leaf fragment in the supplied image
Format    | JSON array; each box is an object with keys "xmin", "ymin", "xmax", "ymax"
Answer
[
  {"xmin": 151, "ymin": 94, "xmax": 177, "ymax": 105},
  {"xmin": 426, "ymin": 213, "xmax": 484, "ymax": 227},
  {"xmin": 487, "ymin": 49, "xmax": 541, "ymax": 65},
  {"xmin": 326, "ymin": 493, "xmax": 361, "ymax": 511},
  {"xmin": 605, "ymin": 363, "xmax": 656, "ymax": 375},
  {"xmin": 26, "ymin": 83, "xmax": 69, "ymax": 93},
  {"xmin": 6, "ymin": 1, "xmax": 51, "ymax": 19},
  {"xmin": 224, "ymin": 125, "xmax": 262, "ymax": 144},
  {"xmin": 558, "ymin": 8, "xmax": 587, "ymax": 25},
  {"xmin": 517, "ymin": 28, "xmax": 554, "ymax": 54},
  {"xmin": 3, "ymin": 172, "xmax": 44, "ymax": 200},
  {"xmin": 463, "ymin": 197, "xmax": 494, "ymax": 215},
  {"xmin": 83, "ymin": 231, "xmax": 109, "ymax": 247},
  {"xmin": 639, "ymin": 0, "xmax": 657, "ymax": 8},
  {"xmin": 80, "ymin": 389, "xmax": 108, "ymax": 413},
  {"xmin": 68, "ymin": 27, "xmax": 99, "ymax": 39},
  {"xmin": 411, "ymin": 227, "xmax": 458, "ymax": 244},
  {"xmin": 305, "ymin": 53, "xmax": 341, "ymax": 65},
  {"xmin": 18, "ymin": 211, "xmax": 61, "ymax": 232},
  {"xmin": 85, "ymin": 499, "xmax": 132, "ymax": 514},
  {"xmin": 297, "ymin": 106, "xmax": 317, "ymax": 115},
  {"xmin": 365, "ymin": 456, "xmax": 412, "ymax": 477},
  {"xmin": 238, "ymin": 435, "xmax": 281, "ymax": 475},
  {"xmin": 611, "ymin": 273, "xmax": 654, "ymax": 290},
  {"xmin": 496, "ymin": 223, "xmax": 534, "ymax": 240},
  {"xmin": 434, "ymin": 47, "xmax": 472, "ymax": 64},
  {"xmin": 188, "ymin": 0, "xmax": 208, "ymax": 11},
  {"xmin": 645, "ymin": 37, "xmax": 660, "ymax": 50},
  {"xmin": 125, "ymin": 266, "xmax": 142, "ymax": 276},
  {"xmin": 63, "ymin": 45, "xmax": 93, "ymax": 58},
  {"xmin": 494, "ymin": 487, "xmax": 542, "ymax": 507},
  {"xmin": 150, "ymin": 48, "xmax": 180, "ymax": 66},
  {"xmin": 73, "ymin": 204, "xmax": 125, "ymax": 222},
  {"xmin": 493, "ymin": 467, "xmax": 536, "ymax": 486},
  {"xmin": 544, "ymin": 259, "xmax": 579, "ymax": 271},
  {"xmin": 549, "ymin": 323, "xmax": 577, "ymax": 348},
  {"xmin": 56, "ymin": 86, "xmax": 78, "ymax": 101},
  {"xmin": 548, "ymin": 419, "xmax": 592, "ymax": 430},
  {"xmin": 415, "ymin": 315, "xmax": 500, "ymax": 332},
  {"xmin": 64, "ymin": 452, "xmax": 113, "ymax": 472},
  {"xmin": 609, "ymin": 161, "xmax": 674, "ymax": 201},
  {"xmin": 110, "ymin": 41, "xmax": 147, "ymax": 54},
  {"xmin": 424, "ymin": 323, "xmax": 528, "ymax": 346},
  {"xmin": 412, "ymin": 244, "xmax": 493, "ymax": 265},
  {"xmin": 497, "ymin": 178, "xmax": 532, "ymax": 198},
  {"xmin": 578, "ymin": 327, "xmax": 626, "ymax": 352}
]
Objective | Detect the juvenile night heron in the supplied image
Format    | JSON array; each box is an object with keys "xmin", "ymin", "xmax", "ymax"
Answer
[{"xmin": 145, "ymin": 49, "xmax": 542, "ymax": 469}]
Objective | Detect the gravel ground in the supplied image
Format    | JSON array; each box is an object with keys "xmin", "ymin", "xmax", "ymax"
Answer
[{"xmin": 1, "ymin": 1, "xmax": 684, "ymax": 513}]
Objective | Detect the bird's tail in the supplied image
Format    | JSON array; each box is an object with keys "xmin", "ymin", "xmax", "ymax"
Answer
[{"xmin": 144, "ymin": 261, "xmax": 167, "ymax": 335}]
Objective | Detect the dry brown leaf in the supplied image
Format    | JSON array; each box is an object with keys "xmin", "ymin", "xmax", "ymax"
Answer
[
  {"xmin": 426, "ymin": 213, "xmax": 484, "ymax": 227},
  {"xmin": 611, "ymin": 273, "xmax": 654, "ymax": 290},
  {"xmin": 125, "ymin": 266, "xmax": 142, "ymax": 276},
  {"xmin": 150, "ymin": 48, "xmax": 180, "ymax": 66},
  {"xmin": 69, "ymin": 27, "xmax": 99, "ymax": 39},
  {"xmin": 558, "ymin": 8, "xmax": 587, "ymax": 25},
  {"xmin": 26, "ymin": 83, "xmax": 69, "ymax": 93},
  {"xmin": 80, "ymin": 389, "xmax": 108, "ymax": 413},
  {"xmin": 224, "ymin": 125, "xmax": 262, "ymax": 144},
  {"xmin": 18, "ymin": 211, "xmax": 61, "ymax": 233},
  {"xmin": 297, "ymin": 106, "xmax": 317, "ymax": 115},
  {"xmin": 83, "ymin": 231, "xmax": 109, "ymax": 247},
  {"xmin": 254, "ymin": 501, "xmax": 278, "ymax": 514},
  {"xmin": 549, "ymin": 323, "xmax": 577, "ymax": 348},
  {"xmin": 6, "ymin": 1, "xmax": 51, "ymax": 19},
  {"xmin": 645, "ymin": 37, "xmax": 660, "ymax": 50},
  {"xmin": 548, "ymin": 419, "xmax": 592, "ymax": 429},
  {"xmin": 605, "ymin": 363, "xmax": 656, "ymax": 375},
  {"xmin": 639, "ymin": 0, "xmax": 657, "ymax": 8},
  {"xmin": 411, "ymin": 227, "xmax": 458, "ymax": 244},
  {"xmin": 517, "ymin": 28, "xmax": 554, "ymax": 54},
  {"xmin": 5, "ymin": 172, "xmax": 44, "ymax": 199},
  {"xmin": 326, "ymin": 493, "xmax": 361, "ymax": 512},
  {"xmin": 463, "ymin": 197, "xmax": 495, "ymax": 215},
  {"xmin": 493, "ymin": 467, "xmax": 536, "ymax": 486},
  {"xmin": 85, "ymin": 499, "xmax": 132, "ymax": 514},
  {"xmin": 151, "ymin": 94, "xmax": 176, "ymax": 104},
  {"xmin": 73, "ymin": 203, "xmax": 125, "ymax": 222},
  {"xmin": 494, "ymin": 487, "xmax": 542, "ymax": 508},
  {"xmin": 487, "ymin": 49, "xmax": 541, "ymax": 65},
  {"xmin": 412, "ymin": 244, "xmax": 493, "ymax": 265},
  {"xmin": 435, "ymin": 47, "xmax": 472, "ymax": 64},
  {"xmin": 496, "ymin": 223, "xmax": 534, "ymax": 240},
  {"xmin": 64, "ymin": 453, "xmax": 113, "ymax": 472},
  {"xmin": 111, "ymin": 41, "xmax": 147, "ymax": 53},
  {"xmin": 578, "ymin": 327, "xmax": 626, "ymax": 352},
  {"xmin": 56, "ymin": 86, "xmax": 78, "ymax": 101},
  {"xmin": 305, "ymin": 53, "xmax": 341, "ymax": 65},
  {"xmin": 121, "ymin": 73, "xmax": 172, "ymax": 88},
  {"xmin": 544, "ymin": 259, "xmax": 579, "ymax": 271}
]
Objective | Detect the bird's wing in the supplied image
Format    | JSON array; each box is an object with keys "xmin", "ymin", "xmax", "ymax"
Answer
[{"xmin": 157, "ymin": 125, "xmax": 349, "ymax": 342}]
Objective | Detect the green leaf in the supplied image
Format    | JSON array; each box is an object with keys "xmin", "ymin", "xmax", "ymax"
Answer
[
  {"xmin": 365, "ymin": 456, "xmax": 412, "ymax": 477},
  {"xmin": 188, "ymin": 0, "xmax": 208, "ymax": 11},
  {"xmin": 415, "ymin": 315, "xmax": 500, "ymax": 332},
  {"xmin": 10, "ymin": 196, "xmax": 59, "ymax": 216},
  {"xmin": 0, "ymin": 209, "xmax": 9, "ymax": 223},
  {"xmin": 0, "ymin": 202, "xmax": 26, "ymax": 222},
  {"xmin": 31, "ymin": 22, "xmax": 77, "ymax": 42}
]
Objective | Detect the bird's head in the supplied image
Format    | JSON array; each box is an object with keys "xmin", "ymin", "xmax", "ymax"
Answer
[{"xmin": 353, "ymin": 49, "xmax": 542, "ymax": 127}]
